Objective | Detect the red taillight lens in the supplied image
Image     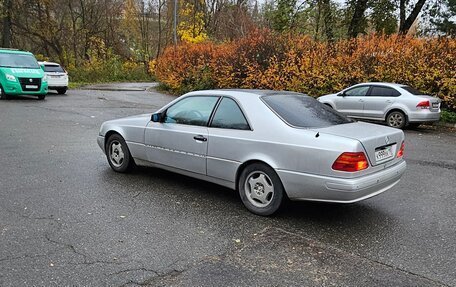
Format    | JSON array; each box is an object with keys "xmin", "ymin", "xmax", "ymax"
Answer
[
  {"xmin": 397, "ymin": 141, "xmax": 405, "ymax": 158},
  {"xmin": 332, "ymin": 152, "xmax": 369, "ymax": 172},
  {"xmin": 416, "ymin": 100, "xmax": 430, "ymax": 109}
]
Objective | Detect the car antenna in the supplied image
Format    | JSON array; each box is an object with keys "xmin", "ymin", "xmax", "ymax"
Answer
[{"xmin": 315, "ymin": 132, "xmax": 320, "ymax": 138}]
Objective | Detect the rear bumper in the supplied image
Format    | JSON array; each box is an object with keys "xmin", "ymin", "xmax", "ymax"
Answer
[
  {"xmin": 277, "ymin": 160, "xmax": 406, "ymax": 203},
  {"xmin": 47, "ymin": 78, "xmax": 68, "ymax": 88},
  {"xmin": 408, "ymin": 110, "xmax": 440, "ymax": 123}
]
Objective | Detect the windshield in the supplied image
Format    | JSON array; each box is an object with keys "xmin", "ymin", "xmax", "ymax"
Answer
[
  {"xmin": 0, "ymin": 53, "xmax": 40, "ymax": 69},
  {"xmin": 401, "ymin": 86, "xmax": 426, "ymax": 95},
  {"xmin": 44, "ymin": 64, "xmax": 65, "ymax": 72},
  {"xmin": 262, "ymin": 94, "xmax": 353, "ymax": 128}
]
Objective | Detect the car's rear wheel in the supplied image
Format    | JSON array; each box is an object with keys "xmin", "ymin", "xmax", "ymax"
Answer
[
  {"xmin": 57, "ymin": 88, "xmax": 67, "ymax": 95},
  {"xmin": 106, "ymin": 133, "xmax": 135, "ymax": 173},
  {"xmin": 238, "ymin": 163, "xmax": 285, "ymax": 216},
  {"xmin": 386, "ymin": 111, "xmax": 406, "ymax": 129},
  {"xmin": 0, "ymin": 85, "xmax": 8, "ymax": 100}
]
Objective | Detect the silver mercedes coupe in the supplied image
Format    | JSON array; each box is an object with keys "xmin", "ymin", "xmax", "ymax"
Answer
[{"xmin": 97, "ymin": 90, "xmax": 406, "ymax": 216}]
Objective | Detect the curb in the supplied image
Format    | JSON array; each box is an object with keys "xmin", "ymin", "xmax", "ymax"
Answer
[
  {"xmin": 80, "ymin": 87, "xmax": 146, "ymax": 92},
  {"xmin": 433, "ymin": 122, "xmax": 456, "ymax": 128}
]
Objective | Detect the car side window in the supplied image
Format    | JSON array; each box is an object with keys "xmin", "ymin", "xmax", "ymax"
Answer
[
  {"xmin": 369, "ymin": 86, "xmax": 401, "ymax": 97},
  {"xmin": 164, "ymin": 96, "xmax": 219, "ymax": 126},
  {"xmin": 210, "ymin": 98, "xmax": 250, "ymax": 130},
  {"xmin": 344, "ymin": 86, "xmax": 370, "ymax": 97}
]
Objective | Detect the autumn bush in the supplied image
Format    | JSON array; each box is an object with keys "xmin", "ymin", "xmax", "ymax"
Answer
[{"xmin": 154, "ymin": 30, "xmax": 456, "ymax": 109}]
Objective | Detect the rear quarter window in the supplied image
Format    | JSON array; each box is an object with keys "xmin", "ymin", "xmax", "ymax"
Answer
[{"xmin": 262, "ymin": 94, "xmax": 352, "ymax": 128}]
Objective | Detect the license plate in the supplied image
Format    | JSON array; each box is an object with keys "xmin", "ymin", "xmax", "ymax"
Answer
[
  {"xmin": 25, "ymin": 85, "xmax": 38, "ymax": 89},
  {"xmin": 432, "ymin": 103, "xmax": 439, "ymax": 108},
  {"xmin": 375, "ymin": 146, "xmax": 393, "ymax": 162}
]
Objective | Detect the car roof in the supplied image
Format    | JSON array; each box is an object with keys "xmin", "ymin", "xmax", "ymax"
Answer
[
  {"xmin": 185, "ymin": 89, "xmax": 308, "ymax": 100},
  {"xmin": 38, "ymin": 61, "xmax": 61, "ymax": 66},
  {"xmin": 0, "ymin": 48, "xmax": 33, "ymax": 55},
  {"xmin": 352, "ymin": 82, "xmax": 408, "ymax": 88}
]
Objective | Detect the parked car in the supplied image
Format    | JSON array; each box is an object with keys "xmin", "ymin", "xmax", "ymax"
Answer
[
  {"xmin": 0, "ymin": 48, "xmax": 48, "ymax": 100},
  {"xmin": 317, "ymin": 83, "xmax": 441, "ymax": 129},
  {"xmin": 97, "ymin": 90, "xmax": 406, "ymax": 216},
  {"xmin": 38, "ymin": 61, "xmax": 68, "ymax": 94}
]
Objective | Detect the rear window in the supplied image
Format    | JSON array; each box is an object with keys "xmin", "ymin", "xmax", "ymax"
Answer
[
  {"xmin": 402, "ymin": 86, "xmax": 425, "ymax": 95},
  {"xmin": 44, "ymin": 65, "xmax": 65, "ymax": 72},
  {"xmin": 262, "ymin": 94, "xmax": 352, "ymax": 128}
]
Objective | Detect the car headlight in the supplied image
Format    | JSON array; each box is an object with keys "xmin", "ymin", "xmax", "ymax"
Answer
[
  {"xmin": 5, "ymin": 74, "xmax": 16, "ymax": 81},
  {"xmin": 42, "ymin": 74, "xmax": 48, "ymax": 82}
]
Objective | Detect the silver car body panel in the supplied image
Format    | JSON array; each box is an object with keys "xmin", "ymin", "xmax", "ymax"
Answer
[
  {"xmin": 98, "ymin": 89, "xmax": 406, "ymax": 202},
  {"xmin": 318, "ymin": 82, "xmax": 441, "ymax": 123}
]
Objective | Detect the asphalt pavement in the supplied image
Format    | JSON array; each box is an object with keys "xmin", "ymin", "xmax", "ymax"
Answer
[{"xmin": 0, "ymin": 84, "xmax": 455, "ymax": 287}]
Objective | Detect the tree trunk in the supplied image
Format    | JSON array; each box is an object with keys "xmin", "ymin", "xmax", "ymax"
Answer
[
  {"xmin": 322, "ymin": 0, "xmax": 334, "ymax": 41},
  {"xmin": 1, "ymin": 0, "xmax": 13, "ymax": 47},
  {"xmin": 347, "ymin": 0, "xmax": 369, "ymax": 38},
  {"xmin": 399, "ymin": 0, "xmax": 427, "ymax": 34}
]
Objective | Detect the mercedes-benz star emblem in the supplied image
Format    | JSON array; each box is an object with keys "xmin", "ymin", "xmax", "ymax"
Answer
[{"xmin": 29, "ymin": 79, "xmax": 33, "ymax": 83}]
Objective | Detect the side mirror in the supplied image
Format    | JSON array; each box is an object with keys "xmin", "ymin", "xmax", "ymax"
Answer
[
  {"xmin": 151, "ymin": 112, "xmax": 163, "ymax": 122},
  {"xmin": 337, "ymin": 92, "xmax": 344, "ymax": 97},
  {"xmin": 40, "ymin": 64, "xmax": 45, "ymax": 71}
]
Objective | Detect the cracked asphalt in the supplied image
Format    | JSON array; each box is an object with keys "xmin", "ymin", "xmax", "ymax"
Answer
[{"xmin": 0, "ymin": 84, "xmax": 455, "ymax": 286}]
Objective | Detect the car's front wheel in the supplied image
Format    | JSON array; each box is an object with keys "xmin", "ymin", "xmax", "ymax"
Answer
[
  {"xmin": 386, "ymin": 111, "xmax": 406, "ymax": 129},
  {"xmin": 105, "ymin": 133, "xmax": 135, "ymax": 173},
  {"xmin": 0, "ymin": 85, "xmax": 8, "ymax": 100},
  {"xmin": 38, "ymin": 94, "xmax": 46, "ymax": 100},
  {"xmin": 238, "ymin": 163, "xmax": 285, "ymax": 216}
]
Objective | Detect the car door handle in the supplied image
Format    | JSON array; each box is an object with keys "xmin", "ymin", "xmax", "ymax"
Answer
[
  {"xmin": 193, "ymin": 135, "xmax": 207, "ymax": 142},
  {"xmin": 358, "ymin": 99, "xmax": 364, "ymax": 102},
  {"xmin": 386, "ymin": 100, "xmax": 392, "ymax": 103}
]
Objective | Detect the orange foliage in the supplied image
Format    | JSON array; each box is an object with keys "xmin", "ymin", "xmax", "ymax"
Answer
[{"xmin": 154, "ymin": 31, "xmax": 456, "ymax": 109}]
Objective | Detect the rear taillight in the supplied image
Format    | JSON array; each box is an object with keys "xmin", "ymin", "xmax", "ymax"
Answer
[
  {"xmin": 416, "ymin": 100, "xmax": 430, "ymax": 109},
  {"xmin": 332, "ymin": 152, "xmax": 369, "ymax": 172},
  {"xmin": 397, "ymin": 141, "xmax": 405, "ymax": 158}
]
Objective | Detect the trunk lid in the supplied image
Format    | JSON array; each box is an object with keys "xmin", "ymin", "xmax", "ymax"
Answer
[{"xmin": 315, "ymin": 122, "xmax": 404, "ymax": 166}]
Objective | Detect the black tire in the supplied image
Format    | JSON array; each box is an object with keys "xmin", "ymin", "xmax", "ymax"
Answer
[
  {"xmin": 0, "ymin": 85, "xmax": 8, "ymax": 100},
  {"xmin": 105, "ymin": 133, "xmax": 135, "ymax": 173},
  {"xmin": 57, "ymin": 88, "xmax": 67, "ymax": 95},
  {"xmin": 407, "ymin": 123, "xmax": 421, "ymax": 129},
  {"xmin": 238, "ymin": 163, "xmax": 285, "ymax": 216},
  {"xmin": 386, "ymin": 111, "xmax": 406, "ymax": 129},
  {"xmin": 38, "ymin": 94, "xmax": 46, "ymax": 100}
]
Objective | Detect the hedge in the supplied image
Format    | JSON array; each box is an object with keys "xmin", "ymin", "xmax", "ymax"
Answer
[{"xmin": 154, "ymin": 30, "xmax": 456, "ymax": 110}]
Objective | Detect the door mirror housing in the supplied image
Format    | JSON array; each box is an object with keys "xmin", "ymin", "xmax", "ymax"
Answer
[
  {"xmin": 151, "ymin": 112, "xmax": 163, "ymax": 122},
  {"xmin": 337, "ymin": 92, "xmax": 345, "ymax": 97},
  {"xmin": 40, "ymin": 64, "xmax": 45, "ymax": 71}
]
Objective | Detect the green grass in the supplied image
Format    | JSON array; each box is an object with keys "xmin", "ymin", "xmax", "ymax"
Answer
[
  {"xmin": 68, "ymin": 82, "xmax": 92, "ymax": 89},
  {"xmin": 441, "ymin": 109, "xmax": 456, "ymax": 124}
]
